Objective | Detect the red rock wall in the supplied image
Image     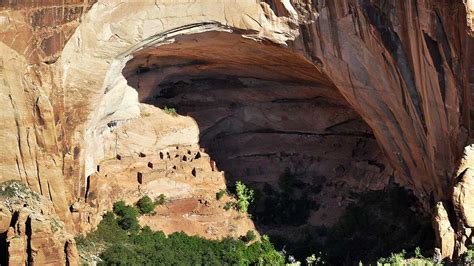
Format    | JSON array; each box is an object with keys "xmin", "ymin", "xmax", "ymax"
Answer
[
  {"xmin": 283, "ymin": 0, "xmax": 471, "ymax": 201},
  {"xmin": 0, "ymin": 0, "xmax": 471, "ymax": 236},
  {"xmin": 0, "ymin": 0, "xmax": 96, "ymax": 63}
]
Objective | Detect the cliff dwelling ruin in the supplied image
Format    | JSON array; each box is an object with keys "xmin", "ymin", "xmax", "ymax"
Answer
[{"xmin": 0, "ymin": 0, "xmax": 473, "ymax": 264}]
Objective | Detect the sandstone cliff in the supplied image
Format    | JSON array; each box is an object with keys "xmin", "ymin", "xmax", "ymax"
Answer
[
  {"xmin": 0, "ymin": 181, "xmax": 78, "ymax": 265},
  {"xmin": 0, "ymin": 0, "xmax": 473, "ymax": 263}
]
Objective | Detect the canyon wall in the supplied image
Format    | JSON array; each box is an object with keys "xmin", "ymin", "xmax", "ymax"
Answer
[{"xmin": 0, "ymin": 0, "xmax": 472, "ymax": 262}]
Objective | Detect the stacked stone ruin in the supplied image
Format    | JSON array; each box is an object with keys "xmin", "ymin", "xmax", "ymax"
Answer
[{"xmin": 93, "ymin": 146, "xmax": 225, "ymax": 187}]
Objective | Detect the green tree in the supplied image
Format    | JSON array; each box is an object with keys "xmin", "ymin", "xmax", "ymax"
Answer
[
  {"xmin": 244, "ymin": 230, "xmax": 256, "ymax": 242},
  {"xmin": 82, "ymin": 200, "xmax": 285, "ymax": 265},
  {"xmin": 99, "ymin": 244, "xmax": 145, "ymax": 265},
  {"xmin": 155, "ymin": 194, "xmax": 166, "ymax": 205},
  {"xmin": 137, "ymin": 195, "xmax": 156, "ymax": 214},
  {"xmin": 112, "ymin": 201, "xmax": 140, "ymax": 232},
  {"xmin": 235, "ymin": 181, "xmax": 254, "ymax": 213}
]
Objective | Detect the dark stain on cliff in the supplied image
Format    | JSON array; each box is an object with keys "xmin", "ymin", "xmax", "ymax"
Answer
[
  {"xmin": 363, "ymin": 4, "xmax": 427, "ymax": 132},
  {"xmin": 424, "ymin": 32, "xmax": 446, "ymax": 102}
]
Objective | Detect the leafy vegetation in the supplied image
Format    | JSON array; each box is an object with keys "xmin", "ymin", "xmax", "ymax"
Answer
[
  {"xmin": 78, "ymin": 200, "xmax": 285, "ymax": 265},
  {"xmin": 236, "ymin": 181, "xmax": 254, "ymax": 213},
  {"xmin": 262, "ymin": 185, "xmax": 434, "ymax": 265},
  {"xmin": 216, "ymin": 189, "xmax": 226, "ymax": 200},
  {"xmin": 324, "ymin": 185, "xmax": 434, "ymax": 264},
  {"xmin": 0, "ymin": 180, "xmax": 30, "ymax": 198},
  {"xmin": 462, "ymin": 245, "xmax": 474, "ymax": 264},
  {"xmin": 242, "ymin": 230, "xmax": 256, "ymax": 242},
  {"xmin": 305, "ymin": 253, "xmax": 326, "ymax": 265},
  {"xmin": 155, "ymin": 193, "xmax": 167, "ymax": 205},
  {"xmin": 163, "ymin": 106, "xmax": 177, "ymax": 116},
  {"xmin": 136, "ymin": 195, "xmax": 156, "ymax": 214},
  {"xmin": 376, "ymin": 249, "xmax": 435, "ymax": 266},
  {"xmin": 223, "ymin": 201, "xmax": 235, "ymax": 211},
  {"xmin": 251, "ymin": 170, "xmax": 320, "ymax": 226},
  {"xmin": 112, "ymin": 201, "xmax": 140, "ymax": 232},
  {"xmin": 278, "ymin": 168, "xmax": 305, "ymax": 193}
]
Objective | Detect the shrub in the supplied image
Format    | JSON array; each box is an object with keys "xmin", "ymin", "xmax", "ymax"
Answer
[
  {"xmin": 306, "ymin": 253, "xmax": 325, "ymax": 265},
  {"xmin": 253, "ymin": 189, "xmax": 318, "ymax": 226},
  {"xmin": 216, "ymin": 189, "xmax": 226, "ymax": 200},
  {"xmin": 80, "ymin": 200, "xmax": 287, "ymax": 266},
  {"xmin": 112, "ymin": 201, "xmax": 140, "ymax": 232},
  {"xmin": 137, "ymin": 195, "xmax": 156, "ymax": 214},
  {"xmin": 83, "ymin": 201, "xmax": 285, "ymax": 265},
  {"xmin": 377, "ymin": 250, "xmax": 405, "ymax": 265},
  {"xmin": 223, "ymin": 201, "xmax": 235, "ymax": 211},
  {"xmin": 321, "ymin": 185, "xmax": 434, "ymax": 264},
  {"xmin": 235, "ymin": 181, "xmax": 254, "ymax": 213},
  {"xmin": 414, "ymin": 246, "xmax": 422, "ymax": 258},
  {"xmin": 462, "ymin": 246, "xmax": 474, "ymax": 264},
  {"xmin": 112, "ymin": 201, "xmax": 128, "ymax": 216},
  {"xmin": 155, "ymin": 194, "xmax": 166, "ymax": 205},
  {"xmin": 278, "ymin": 168, "xmax": 296, "ymax": 193},
  {"xmin": 87, "ymin": 212, "xmax": 128, "ymax": 243},
  {"xmin": 0, "ymin": 180, "xmax": 31, "ymax": 199},
  {"xmin": 163, "ymin": 106, "xmax": 177, "ymax": 116},
  {"xmin": 260, "ymin": 185, "xmax": 434, "ymax": 265},
  {"xmin": 99, "ymin": 244, "xmax": 145, "ymax": 265},
  {"xmin": 244, "ymin": 230, "xmax": 256, "ymax": 242}
]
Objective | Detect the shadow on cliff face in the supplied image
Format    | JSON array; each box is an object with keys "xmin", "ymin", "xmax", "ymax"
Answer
[{"xmin": 122, "ymin": 31, "xmax": 434, "ymax": 263}]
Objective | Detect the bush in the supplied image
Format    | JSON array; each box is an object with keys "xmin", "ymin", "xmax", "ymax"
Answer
[
  {"xmin": 252, "ymin": 184, "xmax": 318, "ymax": 226},
  {"xmin": 377, "ymin": 250, "xmax": 406, "ymax": 265},
  {"xmin": 243, "ymin": 230, "xmax": 256, "ymax": 242},
  {"xmin": 306, "ymin": 253, "xmax": 326, "ymax": 265},
  {"xmin": 80, "ymin": 200, "xmax": 286, "ymax": 265},
  {"xmin": 163, "ymin": 106, "xmax": 177, "ymax": 116},
  {"xmin": 155, "ymin": 194, "xmax": 166, "ymax": 205},
  {"xmin": 236, "ymin": 181, "xmax": 254, "ymax": 213},
  {"xmin": 216, "ymin": 189, "xmax": 226, "ymax": 200},
  {"xmin": 323, "ymin": 186, "xmax": 434, "ymax": 264},
  {"xmin": 137, "ymin": 195, "xmax": 156, "ymax": 214},
  {"xmin": 112, "ymin": 201, "xmax": 140, "ymax": 232},
  {"xmin": 223, "ymin": 201, "xmax": 235, "ymax": 211},
  {"xmin": 99, "ymin": 244, "xmax": 145, "ymax": 265},
  {"xmin": 462, "ymin": 246, "xmax": 474, "ymax": 264},
  {"xmin": 84, "ymin": 212, "xmax": 128, "ymax": 244},
  {"xmin": 260, "ymin": 185, "xmax": 434, "ymax": 265}
]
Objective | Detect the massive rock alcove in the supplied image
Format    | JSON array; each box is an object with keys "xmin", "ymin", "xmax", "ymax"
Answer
[
  {"xmin": 121, "ymin": 30, "xmax": 393, "ymax": 227},
  {"xmin": 0, "ymin": 0, "xmax": 473, "ymax": 263}
]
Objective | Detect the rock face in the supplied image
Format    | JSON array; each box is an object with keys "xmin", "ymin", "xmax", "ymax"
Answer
[
  {"xmin": 453, "ymin": 167, "xmax": 474, "ymax": 227},
  {"xmin": 0, "ymin": 0, "xmax": 96, "ymax": 63},
  {"xmin": 0, "ymin": 181, "xmax": 78, "ymax": 265},
  {"xmin": 0, "ymin": 0, "xmax": 472, "ymax": 262},
  {"xmin": 433, "ymin": 201, "xmax": 456, "ymax": 259},
  {"xmin": 296, "ymin": 1, "xmax": 471, "ymax": 201}
]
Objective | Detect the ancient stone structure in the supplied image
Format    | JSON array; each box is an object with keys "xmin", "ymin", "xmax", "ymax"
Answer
[{"xmin": 0, "ymin": 0, "xmax": 473, "ymax": 262}]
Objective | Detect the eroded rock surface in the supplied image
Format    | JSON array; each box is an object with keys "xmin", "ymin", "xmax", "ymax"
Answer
[
  {"xmin": 0, "ymin": 181, "xmax": 78, "ymax": 265},
  {"xmin": 0, "ymin": 0, "xmax": 472, "ymax": 263}
]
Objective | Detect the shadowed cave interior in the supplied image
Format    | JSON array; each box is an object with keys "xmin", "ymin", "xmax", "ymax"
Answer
[{"xmin": 121, "ymin": 31, "xmax": 434, "ymax": 263}]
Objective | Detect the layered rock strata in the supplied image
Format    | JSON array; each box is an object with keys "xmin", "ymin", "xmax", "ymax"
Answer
[
  {"xmin": 0, "ymin": 181, "xmax": 78, "ymax": 265},
  {"xmin": 0, "ymin": 0, "xmax": 472, "ymax": 262}
]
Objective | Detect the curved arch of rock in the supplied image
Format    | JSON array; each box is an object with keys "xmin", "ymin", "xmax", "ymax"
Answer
[
  {"xmin": 58, "ymin": 0, "xmax": 470, "ymax": 207},
  {"xmin": 0, "ymin": 0, "xmax": 472, "ymax": 262}
]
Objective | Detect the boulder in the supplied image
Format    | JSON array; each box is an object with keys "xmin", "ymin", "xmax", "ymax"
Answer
[
  {"xmin": 433, "ymin": 202, "xmax": 456, "ymax": 260},
  {"xmin": 453, "ymin": 168, "xmax": 474, "ymax": 227}
]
